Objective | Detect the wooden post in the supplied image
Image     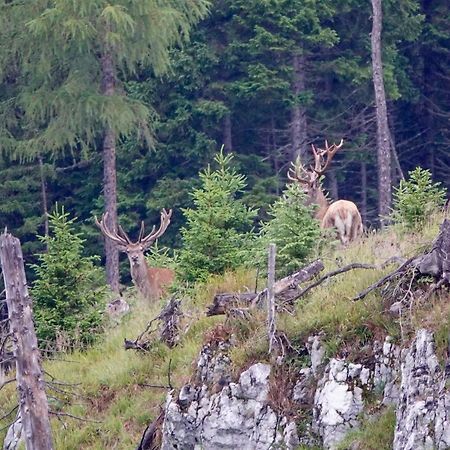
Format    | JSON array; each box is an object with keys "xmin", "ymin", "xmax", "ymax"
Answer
[
  {"xmin": 267, "ymin": 244, "xmax": 276, "ymax": 354},
  {"xmin": 0, "ymin": 232, "xmax": 54, "ymax": 450}
]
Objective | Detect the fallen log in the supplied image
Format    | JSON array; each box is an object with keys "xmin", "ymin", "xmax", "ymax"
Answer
[{"xmin": 206, "ymin": 259, "xmax": 324, "ymax": 316}]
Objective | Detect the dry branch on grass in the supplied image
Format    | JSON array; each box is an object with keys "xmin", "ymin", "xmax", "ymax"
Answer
[
  {"xmin": 125, "ymin": 297, "xmax": 182, "ymax": 351},
  {"xmin": 354, "ymin": 217, "xmax": 450, "ymax": 301}
]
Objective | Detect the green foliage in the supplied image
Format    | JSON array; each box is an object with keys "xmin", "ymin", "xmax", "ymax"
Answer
[
  {"xmin": 31, "ymin": 206, "xmax": 107, "ymax": 350},
  {"xmin": 392, "ymin": 167, "xmax": 446, "ymax": 230},
  {"xmin": 179, "ymin": 151, "xmax": 257, "ymax": 282},
  {"xmin": 256, "ymin": 182, "xmax": 322, "ymax": 277}
]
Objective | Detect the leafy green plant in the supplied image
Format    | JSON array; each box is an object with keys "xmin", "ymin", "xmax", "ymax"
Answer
[
  {"xmin": 255, "ymin": 182, "xmax": 322, "ymax": 277},
  {"xmin": 178, "ymin": 150, "xmax": 257, "ymax": 282},
  {"xmin": 31, "ymin": 205, "xmax": 107, "ymax": 351},
  {"xmin": 392, "ymin": 167, "xmax": 446, "ymax": 230}
]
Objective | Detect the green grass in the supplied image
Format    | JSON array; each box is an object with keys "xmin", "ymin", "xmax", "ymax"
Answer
[
  {"xmin": 0, "ymin": 215, "xmax": 448, "ymax": 449},
  {"xmin": 337, "ymin": 407, "xmax": 396, "ymax": 450}
]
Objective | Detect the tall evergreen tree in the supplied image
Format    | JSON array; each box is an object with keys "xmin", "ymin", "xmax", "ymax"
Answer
[{"xmin": 0, "ymin": 0, "xmax": 209, "ymax": 291}]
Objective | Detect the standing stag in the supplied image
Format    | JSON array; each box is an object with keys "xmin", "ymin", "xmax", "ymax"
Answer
[
  {"xmin": 288, "ymin": 140, "xmax": 363, "ymax": 244},
  {"xmin": 96, "ymin": 209, "xmax": 175, "ymax": 301}
]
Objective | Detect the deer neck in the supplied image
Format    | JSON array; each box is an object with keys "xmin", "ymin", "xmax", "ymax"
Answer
[
  {"xmin": 130, "ymin": 258, "xmax": 154, "ymax": 300},
  {"xmin": 312, "ymin": 188, "xmax": 330, "ymax": 221}
]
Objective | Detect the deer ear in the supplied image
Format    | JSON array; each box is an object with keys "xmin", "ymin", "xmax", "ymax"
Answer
[{"xmin": 116, "ymin": 244, "xmax": 128, "ymax": 252}]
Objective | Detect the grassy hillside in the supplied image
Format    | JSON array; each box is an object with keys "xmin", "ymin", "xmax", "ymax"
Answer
[{"xmin": 1, "ymin": 215, "xmax": 449, "ymax": 449}]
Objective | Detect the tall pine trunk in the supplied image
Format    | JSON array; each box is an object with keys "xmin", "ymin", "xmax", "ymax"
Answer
[
  {"xmin": 291, "ymin": 52, "xmax": 308, "ymax": 162},
  {"xmin": 371, "ymin": 0, "xmax": 392, "ymax": 224},
  {"xmin": 222, "ymin": 112, "xmax": 233, "ymax": 153},
  {"xmin": 101, "ymin": 49, "xmax": 120, "ymax": 292}
]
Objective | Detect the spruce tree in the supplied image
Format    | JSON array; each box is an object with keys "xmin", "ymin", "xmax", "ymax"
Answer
[{"xmin": 179, "ymin": 151, "xmax": 257, "ymax": 282}]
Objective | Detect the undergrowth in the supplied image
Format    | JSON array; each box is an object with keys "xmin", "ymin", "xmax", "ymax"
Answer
[{"xmin": 0, "ymin": 214, "xmax": 448, "ymax": 449}]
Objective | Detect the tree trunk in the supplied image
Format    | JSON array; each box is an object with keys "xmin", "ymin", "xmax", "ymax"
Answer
[
  {"xmin": 222, "ymin": 112, "xmax": 233, "ymax": 153},
  {"xmin": 327, "ymin": 170, "xmax": 339, "ymax": 201},
  {"xmin": 291, "ymin": 52, "xmax": 308, "ymax": 162},
  {"xmin": 371, "ymin": 0, "xmax": 392, "ymax": 224},
  {"xmin": 38, "ymin": 155, "xmax": 49, "ymax": 243},
  {"xmin": 0, "ymin": 233, "xmax": 54, "ymax": 450},
  {"xmin": 360, "ymin": 160, "xmax": 368, "ymax": 225},
  {"xmin": 101, "ymin": 49, "xmax": 120, "ymax": 292}
]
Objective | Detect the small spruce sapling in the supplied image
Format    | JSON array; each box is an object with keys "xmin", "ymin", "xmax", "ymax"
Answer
[
  {"xmin": 31, "ymin": 205, "xmax": 106, "ymax": 351},
  {"xmin": 179, "ymin": 151, "xmax": 257, "ymax": 282},
  {"xmin": 256, "ymin": 182, "xmax": 322, "ymax": 277},
  {"xmin": 392, "ymin": 167, "xmax": 447, "ymax": 230}
]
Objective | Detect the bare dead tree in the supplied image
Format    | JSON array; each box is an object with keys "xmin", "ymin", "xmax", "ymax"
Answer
[{"xmin": 0, "ymin": 232, "xmax": 54, "ymax": 450}]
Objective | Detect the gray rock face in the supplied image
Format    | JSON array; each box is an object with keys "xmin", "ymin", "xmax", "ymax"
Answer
[
  {"xmin": 313, "ymin": 359, "xmax": 368, "ymax": 449},
  {"xmin": 373, "ymin": 336, "xmax": 401, "ymax": 405},
  {"xmin": 393, "ymin": 329, "xmax": 450, "ymax": 450},
  {"xmin": 161, "ymin": 344, "xmax": 298, "ymax": 450}
]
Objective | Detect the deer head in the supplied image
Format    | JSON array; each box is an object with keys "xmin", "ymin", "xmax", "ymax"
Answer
[
  {"xmin": 95, "ymin": 209, "xmax": 173, "ymax": 299},
  {"xmin": 288, "ymin": 139, "xmax": 343, "ymax": 214}
]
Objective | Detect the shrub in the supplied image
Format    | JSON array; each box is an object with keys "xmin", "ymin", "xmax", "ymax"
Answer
[
  {"xmin": 31, "ymin": 206, "xmax": 107, "ymax": 351},
  {"xmin": 392, "ymin": 167, "xmax": 446, "ymax": 230},
  {"xmin": 178, "ymin": 151, "xmax": 257, "ymax": 282},
  {"xmin": 256, "ymin": 182, "xmax": 322, "ymax": 277}
]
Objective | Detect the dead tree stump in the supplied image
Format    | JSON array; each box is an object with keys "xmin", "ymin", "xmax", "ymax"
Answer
[{"xmin": 0, "ymin": 232, "xmax": 54, "ymax": 450}]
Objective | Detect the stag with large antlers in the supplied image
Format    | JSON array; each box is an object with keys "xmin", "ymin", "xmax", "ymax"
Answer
[
  {"xmin": 288, "ymin": 140, "xmax": 363, "ymax": 245},
  {"xmin": 96, "ymin": 209, "xmax": 175, "ymax": 301}
]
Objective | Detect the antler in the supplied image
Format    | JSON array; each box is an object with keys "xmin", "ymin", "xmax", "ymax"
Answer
[
  {"xmin": 140, "ymin": 208, "xmax": 173, "ymax": 246},
  {"xmin": 95, "ymin": 209, "xmax": 173, "ymax": 248},
  {"xmin": 287, "ymin": 157, "xmax": 317, "ymax": 185},
  {"xmin": 311, "ymin": 139, "xmax": 344, "ymax": 176},
  {"xmin": 95, "ymin": 212, "xmax": 129, "ymax": 246}
]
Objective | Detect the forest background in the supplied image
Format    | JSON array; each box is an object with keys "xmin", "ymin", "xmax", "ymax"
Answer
[{"xmin": 0, "ymin": 0, "xmax": 448, "ymax": 283}]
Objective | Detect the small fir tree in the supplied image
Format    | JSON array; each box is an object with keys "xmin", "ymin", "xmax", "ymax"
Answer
[
  {"xmin": 392, "ymin": 167, "xmax": 447, "ymax": 230},
  {"xmin": 179, "ymin": 151, "xmax": 257, "ymax": 282},
  {"xmin": 31, "ymin": 206, "xmax": 106, "ymax": 351},
  {"xmin": 257, "ymin": 182, "xmax": 322, "ymax": 277}
]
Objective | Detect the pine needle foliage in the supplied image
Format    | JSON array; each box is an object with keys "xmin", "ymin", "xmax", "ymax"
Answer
[
  {"xmin": 0, "ymin": 0, "xmax": 210, "ymax": 158},
  {"xmin": 392, "ymin": 167, "xmax": 447, "ymax": 230},
  {"xmin": 179, "ymin": 151, "xmax": 257, "ymax": 282},
  {"xmin": 256, "ymin": 182, "xmax": 321, "ymax": 277},
  {"xmin": 31, "ymin": 205, "xmax": 107, "ymax": 351}
]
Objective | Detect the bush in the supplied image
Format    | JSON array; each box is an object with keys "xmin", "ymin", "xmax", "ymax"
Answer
[
  {"xmin": 392, "ymin": 167, "xmax": 446, "ymax": 230},
  {"xmin": 31, "ymin": 206, "xmax": 107, "ymax": 351},
  {"xmin": 178, "ymin": 151, "xmax": 257, "ymax": 282},
  {"xmin": 256, "ymin": 182, "xmax": 322, "ymax": 277}
]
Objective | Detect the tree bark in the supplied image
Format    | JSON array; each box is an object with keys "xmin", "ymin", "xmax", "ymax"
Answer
[
  {"xmin": 291, "ymin": 52, "xmax": 308, "ymax": 162},
  {"xmin": 371, "ymin": 0, "xmax": 392, "ymax": 224},
  {"xmin": 222, "ymin": 112, "xmax": 233, "ymax": 153},
  {"xmin": 38, "ymin": 155, "xmax": 49, "ymax": 243},
  {"xmin": 101, "ymin": 48, "xmax": 120, "ymax": 292},
  {"xmin": 0, "ymin": 233, "xmax": 54, "ymax": 450},
  {"xmin": 360, "ymin": 160, "xmax": 368, "ymax": 225}
]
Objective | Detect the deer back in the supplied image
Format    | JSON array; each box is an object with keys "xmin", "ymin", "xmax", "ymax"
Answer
[
  {"xmin": 147, "ymin": 267, "xmax": 175, "ymax": 300},
  {"xmin": 321, "ymin": 200, "xmax": 363, "ymax": 244}
]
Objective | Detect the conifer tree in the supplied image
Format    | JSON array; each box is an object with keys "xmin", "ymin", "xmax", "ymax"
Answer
[{"xmin": 179, "ymin": 151, "xmax": 257, "ymax": 282}]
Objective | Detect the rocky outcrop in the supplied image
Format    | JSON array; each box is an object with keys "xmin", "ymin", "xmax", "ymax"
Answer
[
  {"xmin": 160, "ymin": 328, "xmax": 450, "ymax": 450},
  {"xmin": 161, "ymin": 341, "xmax": 299, "ymax": 450},
  {"xmin": 393, "ymin": 329, "xmax": 450, "ymax": 450}
]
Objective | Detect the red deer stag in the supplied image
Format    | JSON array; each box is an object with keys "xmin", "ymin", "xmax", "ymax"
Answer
[
  {"xmin": 288, "ymin": 140, "xmax": 363, "ymax": 245},
  {"xmin": 96, "ymin": 209, "xmax": 175, "ymax": 301}
]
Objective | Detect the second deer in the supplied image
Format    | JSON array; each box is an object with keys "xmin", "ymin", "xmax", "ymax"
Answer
[
  {"xmin": 96, "ymin": 209, "xmax": 175, "ymax": 301},
  {"xmin": 288, "ymin": 140, "xmax": 363, "ymax": 245}
]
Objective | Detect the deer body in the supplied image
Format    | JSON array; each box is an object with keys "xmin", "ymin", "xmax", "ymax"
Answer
[
  {"xmin": 96, "ymin": 209, "xmax": 174, "ymax": 301},
  {"xmin": 289, "ymin": 140, "xmax": 363, "ymax": 245}
]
